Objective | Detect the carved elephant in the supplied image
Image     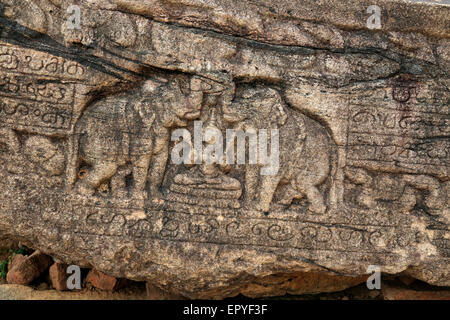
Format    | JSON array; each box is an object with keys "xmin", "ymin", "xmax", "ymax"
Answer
[
  {"xmin": 73, "ymin": 75, "xmax": 206, "ymax": 201},
  {"xmin": 222, "ymin": 86, "xmax": 332, "ymax": 213}
]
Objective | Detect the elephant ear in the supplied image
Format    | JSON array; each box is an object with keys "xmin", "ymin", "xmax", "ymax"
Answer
[{"xmin": 271, "ymin": 103, "xmax": 288, "ymax": 126}]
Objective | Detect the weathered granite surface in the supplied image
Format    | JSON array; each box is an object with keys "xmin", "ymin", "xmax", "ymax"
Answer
[{"xmin": 0, "ymin": 0, "xmax": 448, "ymax": 298}]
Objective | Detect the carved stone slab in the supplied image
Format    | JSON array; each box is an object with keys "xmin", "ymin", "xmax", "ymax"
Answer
[{"xmin": 0, "ymin": 0, "xmax": 448, "ymax": 298}]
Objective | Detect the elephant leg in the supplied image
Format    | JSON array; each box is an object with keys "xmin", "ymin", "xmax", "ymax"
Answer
[
  {"xmin": 146, "ymin": 132, "xmax": 169, "ymax": 205},
  {"xmin": 111, "ymin": 165, "xmax": 132, "ymax": 198},
  {"xmin": 397, "ymin": 185, "xmax": 417, "ymax": 213},
  {"xmin": 244, "ymin": 164, "xmax": 259, "ymax": 206},
  {"xmin": 148, "ymin": 150, "xmax": 169, "ymax": 204},
  {"xmin": 257, "ymin": 175, "xmax": 281, "ymax": 213},
  {"xmin": 278, "ymin": 184, "xmax": 300, "ymax": 206},
  {"xmin": 304, "ymin": 184, "xmax": 326, "ymax": 214},
  {"xmin": 403, "ymin": 174, "xmax": 441, "ymax": 210},
  {"xmin": 131, "ymin": 153, "xmax": 152, "ymax": 200},
  {"xmin": 77, "ymin": 161, "xmax": 119, "ymax": 196},
  {"xmin": 344, "ymin": 167, "xmax": 376, "ymax": 207}
]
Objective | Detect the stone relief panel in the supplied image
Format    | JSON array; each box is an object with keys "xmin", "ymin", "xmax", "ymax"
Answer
[
  {"xmin": 0, "ymin": 0, "xmax": 448, "ymax": 298},
  {"xmin": 65, "ymin": 78, "xmax": 337, "ymax": 217}
]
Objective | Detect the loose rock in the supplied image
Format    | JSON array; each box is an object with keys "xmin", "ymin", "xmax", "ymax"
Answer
[
  {"xmin": 86, "ymin": 270, "xmax": 125, "ymax": 292},
  {"xmin": 49, "ymin": 263, "xmax": 68, "ymax": 291},
  {"xmin": 383, "ymin": 286, "xmax": 450, "ymax": 300},
  {"xmin": 6, "ymin": 251, "xmax": 52, "ymax": 285}
]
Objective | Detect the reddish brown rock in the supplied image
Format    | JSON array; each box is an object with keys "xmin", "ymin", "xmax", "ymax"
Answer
[
  {"xmin": 6, "ymin": 251, "xmax": 52, "ymax": 285},
  {"xmin": 49, "ymin": 263, "xmax": 68, "ymax": 291},
  {"xmin": 86, "ymin": 269, "xmax": 127, "ymax": 292},
  {"xmin": 383, "ymin": 286, "xmax": 450, "ymax": 300},
  {"xmin": 238, "ymin": 272, "xmax": 367, "ymax": 298},
  {"xmin": 7, "ymin": 254, "xmax": 26, "ymax": 271},
  {"xmin": 397, "ymin": 275, "xmax": 416, "ymax": 286}
]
